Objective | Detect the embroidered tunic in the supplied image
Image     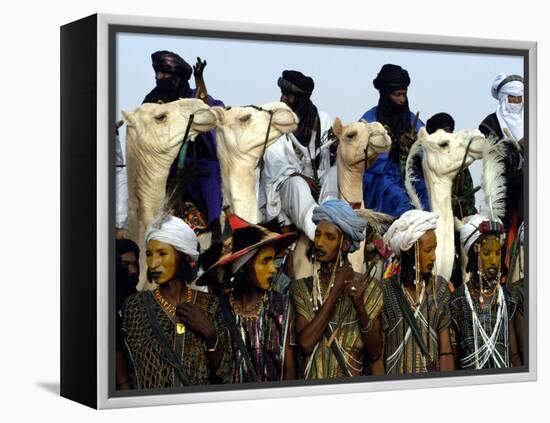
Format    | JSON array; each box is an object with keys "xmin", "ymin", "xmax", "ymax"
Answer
[
  {"xmin": 450, "ymin": 283, "xmax": 517, "ymax": 369},
  {"xmin": 122, "ymin": 290, "xmax": 233, "ymax": 389},
  {"xmin": 290, "ymin": 273, "xmax": 383, "ymax": 379}
]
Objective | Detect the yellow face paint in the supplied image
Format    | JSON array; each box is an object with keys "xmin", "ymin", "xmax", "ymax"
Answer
[{"xmin": 146, "ymin": 239, "xmax": 181, "ymax": 285}]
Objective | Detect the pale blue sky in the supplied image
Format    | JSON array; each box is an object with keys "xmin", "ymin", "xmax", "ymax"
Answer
[{"xmin": 116, "ymin": 32, "xmax": 523, "ymax": 208}]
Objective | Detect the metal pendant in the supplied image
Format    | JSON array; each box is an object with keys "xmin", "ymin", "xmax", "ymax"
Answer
[{"xmin": 176, "ymin": 323, "xmax": 186, "ymax": 335}]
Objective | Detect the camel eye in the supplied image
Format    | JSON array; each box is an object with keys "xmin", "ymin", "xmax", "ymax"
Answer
[
  {"xmin": 154, "ymin": 113, "xmax": 167, "ymax": 123},
  {"xmin": 346, "ymin": 130, "xmax": 357, "ymax": 139},
  {"xmin": 239, "ymin": 114, "xmax": 252, "ymax": 123},
  {"xmin": 439, "ymin": 140, "xmax": 450, "ymax": 148}
]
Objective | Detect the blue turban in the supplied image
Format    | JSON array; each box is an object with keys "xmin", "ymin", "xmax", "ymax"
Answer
[{"xmin": 312, "ymin": 199, "xmax": 367, "ymax": 253}]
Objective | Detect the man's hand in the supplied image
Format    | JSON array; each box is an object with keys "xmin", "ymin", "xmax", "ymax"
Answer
[
  {"xmin": 399, "ymin": 131, "xmax": 417, "ymax": 150},
  {"xmin": 346, "ymin": 277, "xmax": 367, "ymax": 312},
  {"xmin": 175, "ymin": 302, "xmax": 216, "ymax": 342},
  {"xmin": 333, "ymin": 265, "xmax": 355, "ymax": 296},
  {"xmin": 193, "ymin": 57, "xmax": 207, "ymax": 79}
]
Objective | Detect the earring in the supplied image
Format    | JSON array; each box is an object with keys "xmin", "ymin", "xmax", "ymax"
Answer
[{"xmin": 477, "ymin": 250, "xmax": 484, "ymax": 304}]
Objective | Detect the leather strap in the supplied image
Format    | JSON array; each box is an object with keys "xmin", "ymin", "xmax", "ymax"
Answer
[
  {"xmin": 220, "ymin": 296, "xmax": 260, "ymax": 383},
  {"xmin": 142, "ymin": 293, "xmax": 190, "ymax": 386},
  {"xmin": 390, "ymin": 278, "xmax": 431, "ymax": 358}
]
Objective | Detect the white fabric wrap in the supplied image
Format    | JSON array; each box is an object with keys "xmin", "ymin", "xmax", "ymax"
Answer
[
  {"xmin": 491, "ymin": 73, "xmax": 524, "ymax": 141},
  {"xmin": 144, "ymin": 216, "xmax": 199, "ymax": 260},
  {"xmin": 383, "ymin": 210, "xmax": 438, "ymax": 255},
  {"xmin": 260, "ymin": 110, "xmax": 332, "ymax": 222}
]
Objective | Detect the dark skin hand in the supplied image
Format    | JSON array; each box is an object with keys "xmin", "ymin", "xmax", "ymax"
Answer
[
  {"xmin": 438, "ymin": 327, "xmax": 455, "ymax": 372},
  {"xmin": 193, "ymin": 56, "xmax": 209, "ymax": 103},
  {"xmin": 398, "ymin": 111, "xmax": 420, "ymax": 152},
  {"xmin": 175, "ymin": 299, "xmax": 223, "ymax": 371},
  {"xmin": 509, "ymin": 315, "xmax": 523, "ymax": 367},
  {"xmin": 115, "ymin": 351, "xmax": 131, "ymax": 390},
  {"xmin": 295, "ymin": 264, "xmax": 355, "ymax": 355},
  {"xmin": 345, "ymin": 278, "xmax": 383, "ymax": 361}
]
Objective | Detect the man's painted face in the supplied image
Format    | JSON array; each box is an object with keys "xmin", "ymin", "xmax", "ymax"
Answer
[
  {"xmin": 418, "ymin": 230, "xmax": 437, "ymax": 275},
  {"xmin": 477, "ymin": 235, "xmax": 501, "ymax": 280},
  {"xmin": 146, "ymin": 239, "xmax": 181, "ymax": 285},
  {"xmin": 248, "ymin": 245, "xmax": 277, "ymax": 291},
  {"xmin": 389, "ymin": 88, "xmax": 408, "ymax": 107},
  {"xmin": 314, "ymin": 220, "xmax": 344, "ymax": 263},
  {"xmin": 120, "ymin": 251, "xmax": 139, "ymax": 277}
]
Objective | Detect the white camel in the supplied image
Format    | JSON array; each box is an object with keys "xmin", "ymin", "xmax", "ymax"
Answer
[
  {"xmin": 211, "ymin": 102, "xmax": 298, "ymax": 224},
  {"xmin": 122, "ymin": 98, "xmax": 217, "ymax": 291},
  {"xmin": 406, "ymin": 127, "xmax": 486, "ymax": 282},
  {"xmin": 291, "ymin": 118, "xmax": 392, "ymax": 278}
]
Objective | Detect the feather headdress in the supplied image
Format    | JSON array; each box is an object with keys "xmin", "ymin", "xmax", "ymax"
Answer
[
  {"xmin": 404, "ymin": 139, "xmax": 425, "ymax": 211},
  {"xmin": 481, "ymin": 135, "xmax": 514, "ymax": 221},
  {"xmin": 354, "ymin": 209, "xmax": 394, "ymax": 236}
]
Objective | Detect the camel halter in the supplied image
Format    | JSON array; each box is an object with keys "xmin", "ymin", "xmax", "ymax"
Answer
[
  {"xmin": 225, "ymin": 105, "xmax": 275, "ymax": 170},
  {"xmin": 245, "ymin": 105, "xmax": 275, "ymax": 170},
  {"xmin": 176, "ymin": 113, "xmax": 196, "ymax": 171}
]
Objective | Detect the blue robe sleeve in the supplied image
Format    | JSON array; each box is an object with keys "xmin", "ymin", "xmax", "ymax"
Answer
[
  {"xmin": 361, "ymin": 110, "xmax": 429, "ymax": 217},
  {"xmin": 363, "ymin": 153, "xmax": 414, "ymax": 217}
]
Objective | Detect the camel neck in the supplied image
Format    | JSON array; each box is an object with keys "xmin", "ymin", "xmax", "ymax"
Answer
[{"xmin": 336, "ymin": 153, "xmax": 364, "ymax": 205}]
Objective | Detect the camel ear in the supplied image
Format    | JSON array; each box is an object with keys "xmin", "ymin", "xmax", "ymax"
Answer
[
  {"xmin": 121, "ymin": 110, "xmax": 135, "ymax": 127},
  {"xmin": 332, "ymin": 117, "xmax": 344, "ymax": 138},
  {"xmin": 417, "ymin": 126, "xmax": 429, "ymax": 141},
  {"xmin": 211, "ymin": 106, "xmax": 226, "ymax": 126}
]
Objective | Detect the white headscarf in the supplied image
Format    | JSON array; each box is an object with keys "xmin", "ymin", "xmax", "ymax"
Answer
[
  {"xmin": 383, "ymin": 210, "xmax": 438, "ymax": 256},
  {"xmin": 459, "ymin": 214, "xmax": 503, "ymax": 255},
  {"xmin": 459, "ymin": 214, "xmax": 486, "ymax": 256},
  {"xmin": 144, "ymin": 215, "xmax": 199, "ymax": 260},
  {"xmin": 491, "ymin": 73, "xmax": 524, "ymax": 141}
]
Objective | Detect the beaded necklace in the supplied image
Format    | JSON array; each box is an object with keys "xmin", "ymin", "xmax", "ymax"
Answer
[
  {"xmin": 229, "ymin": 291, "xmax": 267, "ymax": 320},
  {"xmin": 154, "ymin": 287, "xmax": 195, "ymax": 335}
]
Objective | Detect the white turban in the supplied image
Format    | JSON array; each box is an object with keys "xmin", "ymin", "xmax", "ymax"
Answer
[
  {"xmin": 459, "ymin": 214, "xmax": 503, "ymax": 255},
  {"xmin": 491, "ymin": 72, "xmax": 524, "ymax": 141},
  {"xmin": 144, "ymin": 215, "xmax": 199, "ymax": 260},
  {"xmin": 383, "ymin": 210, "xmax": 438, "ymax": 256}
]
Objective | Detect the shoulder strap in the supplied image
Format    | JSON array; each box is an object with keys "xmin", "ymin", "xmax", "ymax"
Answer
[
  {"xmin": 389, "ymin": 278, "xmax": 431, "ymax": 358},
  {"xmin": 141, "ymin": 293, "xmax": 190, "ymax": 386},
  {"xmin": 303, "ymin": 278, "xmax": 352, "ymax": 377},
  {"xmin": 219, "ymin": 296, "xmax": 260, "ymax": 383}
]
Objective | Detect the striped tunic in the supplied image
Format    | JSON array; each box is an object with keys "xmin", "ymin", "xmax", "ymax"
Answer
[
  {"xmin": 290, "ymin": 273, "xmax": 383, "ymax": 379},
  {"xmin": 230, "ymin": 290, "xmax": 291, "ymax": 383},
  {"xmin": 379, "ymin": 275, "xmax": 451, "ymax": 375}
]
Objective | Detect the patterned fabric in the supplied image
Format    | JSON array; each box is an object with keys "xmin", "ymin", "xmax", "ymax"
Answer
[
  {"xmin": 174, "ymin": 201, "xmax": 208, "ymax": 234},
  {"xmin": 122, "ymin": 290, "xmax": 233, "ymax": 389},
  {"xmin": 290, "ymin": 273, "xmax": 384, "ymax": 379},
  {"xmin": 230, "ymin": 290, "xmax": 291, "ymax": 383},
  {"xmin": 450, "ymin": 283, "xmax": 518, "ymax": 369},
  {"xmin": 379, "ymin": 275, "xmax": 451, "ymax": 375}
]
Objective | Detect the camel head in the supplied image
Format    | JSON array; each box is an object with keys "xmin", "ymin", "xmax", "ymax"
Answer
[
  {"xmin": 212, "ymin": 102, "xmax": 298, "ymax": 164},
  {"xmin": 332, "ymin": 118, "xmax": 391, "ymax": 171},
  {"xmin": 122, "ymin": 98, "xmax": 217, "ymax": 165},
  {"xmin": 211, "ymin": 102, "xmax": 298, "ymax": 223},
  {"xmin": 417, "ymin": 127, "xmax": 486, "ymax": 178}
]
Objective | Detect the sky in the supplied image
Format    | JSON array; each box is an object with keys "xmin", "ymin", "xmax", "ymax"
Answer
[{"xmin": 116, "ymin": 31, "xmax": 523, "ymax": 209}]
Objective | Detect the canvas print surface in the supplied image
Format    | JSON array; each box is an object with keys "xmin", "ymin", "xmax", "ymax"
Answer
[{"xmin": 111, "ymin": 26, "xmax": 528, "ymax": 397}]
